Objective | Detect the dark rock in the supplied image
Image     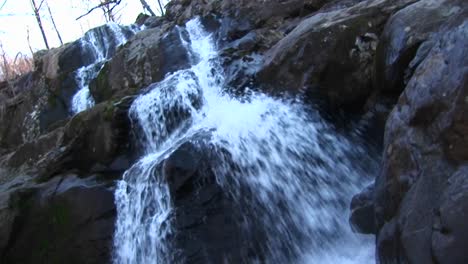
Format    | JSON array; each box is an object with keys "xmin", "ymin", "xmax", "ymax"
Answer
[
  {"xmin": 374, "ymin": 0, "xmax": 465, "ymax": 94},
  {"xmin": 0, "ymin": 72, "xmax": 48, "ymax": 150},
  {"xmin": 154, "ymin": 138, "xmax": 264, "ymax": 263},
  {"xmin": 0, "ymin": 97, "xmax": 133, "ymax": 180},
  {"xmin": 166, "ymin": 0, "xmax": 327, "ymax": 26},
  {"xmin": 349, "ymin": 183, "xmax": 376, "ymax": 234},
  {"xmin": 216, "ymin": 16, "xmax": 254, "ymax": 44},
  {"xmin": 0, "ymin": 175, "xmax": 34, "ymax": 253},
  {"xmin": 258, "ymin": 0, "xmax": 418, "ymax": 112},
  {"xmin": 89, "ymin": 25, "xmax": 191, "ymax": 103},
  {"xmin": 376, "ymin": 218, "xmax": 407, "ymax": 263},
  {"xmin": 358, "ymin": 92, "xmax": 399, "ymax": 149},
  {"xmin": 143, "ymin": 16, "xmax": 166, "ymax": 29},
  {"xmin": 0, "ymin": 23, "xmax": 138, "ymax": 151},
  {"xmin": 432, "ymin": 166, "xmax": 468, "ymax": 264},
  {"xmin": 373, "ymin": 9, "xmax": 468, "ymax": 264},
  {"xmin": 135, "ymin": 13, "xmax": 150, "ymax": 26},
  {"xmin": 0, "ymin": 174, "xmax": 116, "ymax": 264}
]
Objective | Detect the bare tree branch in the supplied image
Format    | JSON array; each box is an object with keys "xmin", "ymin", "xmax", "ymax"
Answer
[
  {"xmin": 157, "ymin": 0, "xmax": 165, "ymax": 16},
  {"xmin": 139, "ymin": 0, "xmax": 155, "ymax": 16},
  {"xmin": 37, "ymin": 0, "xmax": 45, "ymax": 10},
  {"xmin": 76, "ymin": 0, "xmax": 121, "ymax": 21},
  {"xmin": 0, "ymin": 0, "xmax": 7, "ymax": 11},
  {"xmin": 45, "ymin": 0, "xmax": 63, "ymax": 45},
  {"xmin": 30, "ymin": 0, "xmax": 49, "ymax": 49},
  {"xmin": 26, "ymin": 27, "xmax": 34, "ymax": 56}
]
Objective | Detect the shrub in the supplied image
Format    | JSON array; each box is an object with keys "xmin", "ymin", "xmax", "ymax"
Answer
[{"xmin": 0, "ymin": 42, "xmax": 33, "ymax": 82}]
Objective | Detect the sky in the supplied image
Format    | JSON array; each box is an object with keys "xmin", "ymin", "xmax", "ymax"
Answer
[{"xmin": 0, "ymin": 0, "xmax": 166, "ymax": 57}]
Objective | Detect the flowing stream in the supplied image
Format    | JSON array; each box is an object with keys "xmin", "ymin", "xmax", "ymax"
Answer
[
  {"xmin": 114, "ymin": 18, "xmax": 375, "ymax": 264},
  {"xmin": 71, "ymin": 23, "xmax": 137, "ymax": 114}
]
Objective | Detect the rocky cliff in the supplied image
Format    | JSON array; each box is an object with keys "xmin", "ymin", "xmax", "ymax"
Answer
[{"xmin": 0, "ymin": 0, "xmax": 466, "ymax": 263}]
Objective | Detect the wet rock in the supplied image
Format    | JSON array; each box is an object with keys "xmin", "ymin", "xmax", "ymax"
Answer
[
  {"xmin": 89, "ymin": 25, "xmax": 191, "ymax": 103},
  {"xmin": 349, "ymin": 183, "xmax": 376, "ymax": 234},
  {"xmin": 258, "ymin": 0, "xmax": 418, "ymax": 112},
  {"xmin": 374, "ymin": 0, "xmax": 465, "ymax": 94},
  {"xmin": 39, "ymin": 23, "xmax": 137, "ymax": 111},
  {"xmin": 432, "ymin": 166, "xmax": 468, "ymax": 264},
  {"xmin": 0, "ymin": 70, "xmax": 69, "ymax": 150},
  {"xmin": 373, "ymin": 11, "xmax": 468, "ymax": 264},
  {"xmin": 0, "ymin": 174, "xmax": 116, "ymax": 264},
  {"xmin": 142, "ymin": 16, "xmax": 166, "ymax": 29},
  {"xmin": 0, "ymin": 98, "xmax": 133, "ymax": 180},
  {"xmin": 216, "ymin": 16, "xmax": 254, "ymax": 44},
  {"xmin": 157, "ymin": 139, "xmax": 263, "ymax": 263},
  {"xmin": 0, "ymin": 175, "xmax": 34, "ymax": 253},
  {"xmin": 167, "ymin": 0, "xmax": 327, "ymax": 26},
  {"xmin": 0, "ymin": 23, "xmax": 137, "ymax": 151}
]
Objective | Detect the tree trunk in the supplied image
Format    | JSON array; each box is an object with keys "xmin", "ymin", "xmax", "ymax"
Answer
[
  {"xmin": 157, "ymin": 0, "xmax": 165, "ymax": 16},
  {"xmin": 45, "ymin": 0, "xmax": 63, "ymax": 45},
  {"xmin": 30, "ymin": 0, "xmax": 50, "ymax": 50},
  {"xmin": 139, "ymin": 0, "xmax": 156, "ymax": 16}
]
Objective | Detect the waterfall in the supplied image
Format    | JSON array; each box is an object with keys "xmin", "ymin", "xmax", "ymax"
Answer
[
  {"xmin": 114, "ymin": 18, "xmax": 375, "ymax": 264},
  {"xmin": 71, "ymin": 23, "xmax": 138, "ymax": 114}
]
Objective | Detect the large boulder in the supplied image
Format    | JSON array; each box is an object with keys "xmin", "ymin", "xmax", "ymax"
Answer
[
  {"xmin": 0, "ymin": 174, "xmax": 116, "ymax": 264},
  {"xmin": 166, "ymin": 0, "xmax": 328, "ymax": 25},
  {"xmin": 0, "ymin": 97, "xmax": 133, "ymax": 180},
  {"xmin": 0, "ymin": 73, "xmax": 39, "ymax": 150},
  {"xmin": 166, "ymin": 0, "xmax": 335, "ymax": 95},
  {"xmin": 374, "ymin": 0, "xmax": 465, "ymax": 94},
  {"xmin": 153, "ymin": 138, "xmax": 264, "ymax": 263},
  {"xmin": 258, "ymin": 0, "xmax": 419, "ymax": 112},
  {"xmin": 367, "ymin": 7, "xmax": 468, "ymax": 263},
  {"xmin": 349, "ymin": 183, "xmax": 376, "ymax": 234},
  {"xmin": 0, "ymin": 23, "xmax": 137, "ymax": 151},
  {"xmin": 89, "ymin": 25, "xmax": 191, "ymax": 103}
]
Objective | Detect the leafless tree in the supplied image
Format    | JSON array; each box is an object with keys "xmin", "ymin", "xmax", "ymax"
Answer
[
  {"xmin": 0, "ymin": 0, "xmax": 7, "ymax": 11},
  {"xmin": 30, "ymin": 0, "xmax": 50, "ymax": 49},
  {"xmin": 77, "ymin": 0, "xmax": 122, "ymax": 22},
  {"xmin": 139, "ymin": 0, "xmax": 155, "ymax": 16},
  {"xmin": 156, "ymin": 0, "xmax": 165, "ymax": 16},
  {"xmin": 45, "ymin": 0, "xmax": 63, "ymax": 45}
]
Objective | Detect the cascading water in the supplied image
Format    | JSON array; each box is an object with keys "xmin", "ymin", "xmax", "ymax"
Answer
[
  {"xmin": 71, "ymin": 23, "xmax": 138, "ymax": 114},
  {"xmin": 114, "ymin": 18, "xmax": 375, "ymax": 264}
]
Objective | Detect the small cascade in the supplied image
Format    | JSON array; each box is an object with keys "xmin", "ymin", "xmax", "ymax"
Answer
[
  {"xmin": 70, "ymin": 23, "xmax": 139, "ymax": 114},
  {"xmin": 114, "ymin": 18, "xmax": 375, "ymax": 264}
]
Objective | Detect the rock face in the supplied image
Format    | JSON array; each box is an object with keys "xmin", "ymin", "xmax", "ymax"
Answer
[
  {"xmin": 0, "ymin": 98, "xmax": 132, "ymax": 181},
  {"xmin": 0, "ymin": 174, "xmax": 115, "ymax": 264},
  {"xmin": 89, "ymin": 25, "xmax": 191, "ymax": 103},
  {"xmin": 349, "ymin": 1, "xmax": 468, "ymax": 264},
  {"xmin": 159, "ymin": 139, "xmax": 262, "ymax": 263},
  {"xmin": 0, "ymin": 24, "xmax": 137, "ymax": 151},
  {"xmin": 0, "ymin": 24, "xmax": 136, "ymax": 263},
  {"xmin": 375, "ymin": 18, "xmax": 468, "ymax": 264},
  {"xmin": 258, "ymin": 0, "xmax": 419, "ymax": 111},
  {"xmin": 1, "ymin": 0, "xmax": 467, "ymax": 263},
  {"xmin": 349, "ymin": 183, "xmax": 376, "ymax": 234}
]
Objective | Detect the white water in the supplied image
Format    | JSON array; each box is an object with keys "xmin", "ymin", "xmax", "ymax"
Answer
[
  {"xmin": 114, "ymin": 18, "xmax": 375, "ymax": 264},
  {"xmin": 71, "ymin": 23, "xmax": 138, "ymax": 114}
]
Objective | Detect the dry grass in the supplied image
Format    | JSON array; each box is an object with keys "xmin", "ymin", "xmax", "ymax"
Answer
[{"xmin": 0, "ymin": 43, "xmax": 33, "ymax": 83}]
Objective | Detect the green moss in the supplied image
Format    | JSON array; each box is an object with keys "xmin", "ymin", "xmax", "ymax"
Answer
[
  {"xmin": 50, "ymin": 203, "xmax": 71, "ymax": 228},
  {"xmin": 37, "ymin": 238, "xmax": 50, "ymax": 261},
  {"xmin": 47, "ymin": 93, "xmax": 58, "ymax": 107},
  {"xmin": 91, "ymin": 63, "xmax": 111, "ymax": 103},
  {"xmin": 103, "ymin": 100, "xmax": 117, "ymax": 121}
]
